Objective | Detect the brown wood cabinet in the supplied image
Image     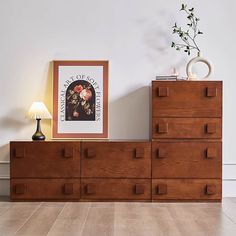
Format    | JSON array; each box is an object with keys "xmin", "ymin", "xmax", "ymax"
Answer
[
  {"xmin": 151, "ymin": 81, "xmax": 222, "ymax": 202},
  {"xmin": 10, "ymin": 80, "xmax": 222, "ymax": 202}
]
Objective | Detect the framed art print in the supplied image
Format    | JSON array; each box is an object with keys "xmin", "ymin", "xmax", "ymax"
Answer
[{"xmin": 52, "ymin": 61, "xmax": 108, "ymax": 139}]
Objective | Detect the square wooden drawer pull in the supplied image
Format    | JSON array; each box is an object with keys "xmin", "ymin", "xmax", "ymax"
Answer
[
  {"xmin": 205, "ymin": 184, "xmax": 216, "ymax": 195},
  {"xmin": 157, "ymin": 149, "xmax": 167, "ymax": 159},
  {"xmin": 206, "ymin": 148, "xmax": 216, "ymax": 159},
  {"xmin": 157, "ymin": 123, "xmax": 168, "ymax": 133},
  {"xmin": 156, "ymin": 184, "xmax": 167, "ymax": 195},
  {"xmin": 206, "ymin": 123, "xmax": 216, "ymax": 134},
  {"xmin": 63, "ymin": 183, "xmax": 74, "ymax": 195},
  {"xmin": 63, "ymin": 147, "xmax": 74, "ymax": 158},
  {"xmin": 86, "ymin": 149, "xmax": 96, "ymax": 158},
  {"xmin": 85, "ymin": 184, "xmax": 95, "ymax": 194},
  {"xmin": 15, "ymin": 184, "xmax": 26, "ymax": 194},
  {"xmin": 135, "ymin": 148, "xmax": 145, "ymax": 159},
  {"xmin": 206, "ymin": 87, "xmax": 217, "ymax": 97},
  {"xmin": 15, "ymin": 147, "xmax": 25, "ymax": 158},
  {"xmin": 158, "ymin": 87, "xmax": 169, "ymax": 97},
  {"xmin": 135, "ymin": 184, "xmax": 144, "ymax": 195}
]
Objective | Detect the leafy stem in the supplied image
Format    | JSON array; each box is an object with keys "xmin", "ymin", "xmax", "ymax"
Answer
[{"xmin": 171, "ymin": 4, "xmax": 203, "ymax": 55}]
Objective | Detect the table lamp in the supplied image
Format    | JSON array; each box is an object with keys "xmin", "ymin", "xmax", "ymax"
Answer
[{"xmin": 28, "ymin": 102, "xmax": 52, "ymax": 140}]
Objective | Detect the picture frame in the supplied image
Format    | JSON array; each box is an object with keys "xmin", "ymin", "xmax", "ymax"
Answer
[{"xmin": 52, "ymin": 60, "xmax": 108, "ymax": 139}]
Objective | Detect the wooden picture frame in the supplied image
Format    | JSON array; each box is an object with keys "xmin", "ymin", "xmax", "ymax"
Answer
[{"xmin": 52, "ymin": 60, "xmax": 108, "ymax": 139}]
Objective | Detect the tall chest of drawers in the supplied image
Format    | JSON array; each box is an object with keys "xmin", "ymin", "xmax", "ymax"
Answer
[{"xmin": 151, "ymin": 81, "xmax": 222, "ymax": 201}]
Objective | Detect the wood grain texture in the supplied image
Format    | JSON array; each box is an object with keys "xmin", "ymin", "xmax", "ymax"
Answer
[
  {"xmin": 1, "ymin": 200, "xmax": 236, "ymax": 235},
  {"xmin": 81, "ymin": 142, "xmax": 151, "ymax": 178},
  {"xmin": 152, "ymin": 117, "xmax": 222, "ymax": 139},
  {"xmin": 10, "ymin": 142, "xmax": 80, "ymax": 178},
  {"xmin": 11, "ymin": 179, "xmax": 80, "ymax": 200},
  {"xmin": 152, "ymin": 141, "xmax": 222, "ymax": 178},
  {"xmin": 152, "ymin": 179, "xmax": 222, "ymax": 201},
  {"xmin": 81, "ymin": 179, "xmax": 151, "ymax": 201},
  {"xmin": 14, "ymin": 203, "xmax": 64, "ymax": 236},
  {"xmin": 152, "ymin": 81, "xmax": 222, "ymax": 118},
  {"xmin": 47, "ymin": 202, "xmax": 91, "ymax": 236}
]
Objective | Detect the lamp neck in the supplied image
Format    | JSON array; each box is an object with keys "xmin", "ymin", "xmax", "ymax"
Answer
[{"xmin": 36, "ymin": 118, "xmax": 42, "ymax": 132}]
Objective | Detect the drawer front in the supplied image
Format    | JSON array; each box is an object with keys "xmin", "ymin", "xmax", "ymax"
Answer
[
  {"xmin": 152, "ymin": 81, "xmax": 222, "ymax": 117},
  {"xmin": 152, "ymin": 118, "xmax": 222, "ymax": 139},
  {"xmin": 152, "ymin": 179, "xmax": 221, "ymax": 200},
  {"xmin": 81, "ymin": 179, "xmax": 151, "ymax": 200},
  {"xmin": 11, "ymin": 179, "xmax": 80, "ymax": 200},
  {"xmin": 81, "ymin": 142, "xmax": 151, "ymax": 178},
  {"xmin": 10, "ymin": 142, "xmax": 80, "ymax": 178},
  {"xmin": 152, "ymin": 141, "xmax": 222, "ymax": 178}
]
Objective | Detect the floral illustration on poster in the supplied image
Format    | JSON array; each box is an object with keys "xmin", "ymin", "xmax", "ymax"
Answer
[{"xmin": 53, "ymin": 61, "xmax": 108, "ymax": 139}]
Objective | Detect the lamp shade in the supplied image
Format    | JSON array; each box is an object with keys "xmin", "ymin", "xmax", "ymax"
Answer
[{"xmin": 28, "ymin": 102, "xmax": 52, "ymax": 119}]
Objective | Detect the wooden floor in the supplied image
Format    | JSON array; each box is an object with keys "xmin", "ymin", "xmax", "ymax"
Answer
[{"xmin": 0, "ymin": 198, "xmax": 236, "ymax": 236}]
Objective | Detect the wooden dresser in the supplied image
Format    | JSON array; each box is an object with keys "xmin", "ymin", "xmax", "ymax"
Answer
[
  {"xmin": 151, "ymin": 81, "xmax": 222, "ymax": 201},
  {"xmin": 10, "ymin": 80, "xmax": 222, "ymax": 202},
  {"xmin": 10, "ymin": 141, "xmax": 151, "ymax": 201}
]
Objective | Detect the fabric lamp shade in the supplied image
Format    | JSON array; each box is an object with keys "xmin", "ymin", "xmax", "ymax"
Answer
[{"xmin": 28, "ymin": 102, "xmax": 52, "ymax": 120}]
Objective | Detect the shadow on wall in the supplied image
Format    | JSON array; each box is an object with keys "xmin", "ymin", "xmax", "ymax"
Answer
[
  {"xmin": 0, "ymin": 144, "xmax": 10, "ymax": 162},
  {"xmin": 139, "ymin": 10, "xmax": 187, "ymax": 75},
  {"xmin": 109, "ymin": 86, "xmax": 150, "ymax": 139},
  {"xmin": 0, "ymin": 108, "xmax": 30, "ymax": 161}
]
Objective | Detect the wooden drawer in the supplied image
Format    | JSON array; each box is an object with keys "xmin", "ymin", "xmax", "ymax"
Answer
[
  {"xmin": 152, "ymin": 118, "xmax": 222, "ymax": 139},
  {"xmin": 152, "ymin": 141, "xmax": 222, "ymax": 178},
  {"xmin": 11, "ymin": 179, "xmax": 80, "ymax": 200},
  {"xmin": 10, "ymin": 142, "xmax": 80, "ymax": 178},
  {"xmin": 81, "ymin": 179, "xmax": 151, "ymax": 201},
  {"xmin": 152, "ymin": 81, "xmax": 222, "ymax": 118},
  {"xmin": 152, "ymin": 179, "xmax": 221, "ymax": 201},
  {"xmin": 81, "ymin": 142, "xmax": 151, "ymax": 178}
]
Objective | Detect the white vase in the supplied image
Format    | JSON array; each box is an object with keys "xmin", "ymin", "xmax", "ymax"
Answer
[{"xmin": 186, "ymin": 52, "xmax": 213, "ymax": 80}]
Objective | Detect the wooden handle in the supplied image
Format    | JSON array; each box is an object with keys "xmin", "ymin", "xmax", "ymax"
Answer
[
  {"xmin": 135, "ymin": 148, "xmax": 145, "ymax": 159},
  {"xmin": 157, "ymin": 123, "xmax": 168, "ymax": 133},
  {"xmin": 135, "ymin": 184, "xmax": 144, "ymax": 195},
  {"xmin": 158, "ymin": 87, "xmax": 169, "ymax": 97},
  {"xmin": 85, "ymin": 184, "xmax": 95, "ymax": 194},
  {"xmin": 206, "ymin": 123, "xmax": 216, "ymax": 134},
  {"xmin": 63, "ymin": 147, "xmax": 74, "ymax": 158},
  {"xmin": 14, "ymin": 148, "xmax": 25, "ymax": 158},
  {"xmin": 86, "ymin": 149, "xmax": 96, "ymax": 158},
  {"xmin": 156, "ymin": 148, "xmax": 167, "ymax": 159},
  {"xmin": 206, "ymin": 148, "xmax": 216, "ymax": 159},
  {"xmin": 205, "ymin": 184, "xmax": 216, "ymax": 195},
  {"xmin": 206, "ymin": 87, "xmax": 217, "ymax": 97},
  {"xmin": 15, "ymin": 184, "xmax": 26, "ymax": 194},
  {"xmin": 63, "ymin": 183, "xmax": 74, "ymax": 195},
  {"xmin": 156, "ymin": 184, "xmax": 167, "ymax": 195}
]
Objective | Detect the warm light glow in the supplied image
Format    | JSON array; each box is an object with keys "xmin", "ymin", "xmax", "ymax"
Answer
[{"xmin": 27, "ymin": 102, "xmax": 52, "ymax": 119}]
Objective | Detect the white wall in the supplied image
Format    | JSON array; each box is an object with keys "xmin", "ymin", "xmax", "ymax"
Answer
[{"xmin": 0, "ymin": 0, "xmax": 235, "ymax": 196}]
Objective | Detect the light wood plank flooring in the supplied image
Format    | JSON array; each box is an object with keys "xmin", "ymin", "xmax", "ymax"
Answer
[{"xmin": 0, "ymin": 198, "xmax": 236, "ymax": 236}]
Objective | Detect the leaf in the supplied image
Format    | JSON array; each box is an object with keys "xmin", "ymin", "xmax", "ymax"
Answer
[
  {"xmin": 171, "ymin": 42, "xmax": 176, "ymax": 47},
  {"xmin": 195, "ymin": 17, "xmax": 200, "ymax": 21},
  {"xmin": 189, "ymin": 7, "xmax": 194, "ymax": 12},
  {"xmin": 198, "ymin": 30, "xmax": 203, "ymax": 34},
  {"xmin": 181, "ymin": 4, "xmax": 185, "ymax": 10},
  {"xmin": 176, "ymin": 47, "xmax": 180, "ymax": 51}
]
